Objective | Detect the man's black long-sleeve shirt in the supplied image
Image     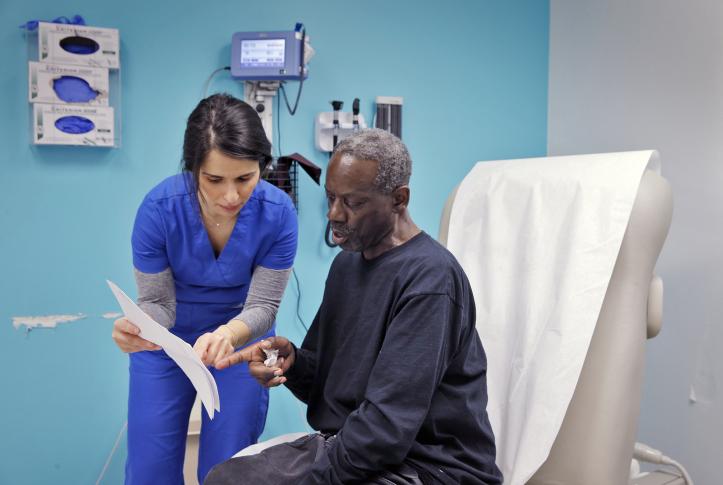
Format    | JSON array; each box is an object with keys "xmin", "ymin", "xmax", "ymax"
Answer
[{"xmin": 285, "ymin": 232, "xmax": 502, "ymax": 484}]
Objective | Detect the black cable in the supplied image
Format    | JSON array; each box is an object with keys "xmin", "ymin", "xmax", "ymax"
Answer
[
  {"xmin": 324, "ymin": 99, "xmax": 343, "ymax": 248},
  {"xmin": 324, "ymin": 150, "xmax": 338, "ymax": 248},
  {"xmin": 277, "ymin": 90, "xmax": 308, "ymax": 332},
  {"xmin": 279, "ymin": 28, "xmax": 305, "ymax": 116},
  {"xmin": 280, "ymin": 79, "xmax": 304, "ymax": 115},
  {"xmin": 202, "ymin": 66, "xmax": 230, "ymax": 98},
  {"xmin": 292, "ymin": 268, "xmax": 308, "ymax": 332},
  {"xmin": 324, "ymin": 221, "xmax": 337, "ymax": 248},
  {"xmin": 276, "ymin": 92, "xmax": 282, "ymax": 157}
]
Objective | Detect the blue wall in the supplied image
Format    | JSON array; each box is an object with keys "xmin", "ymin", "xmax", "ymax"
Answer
[{"xmin": 0, "ymin": 1, "xmax": 549, "ymax": 483}]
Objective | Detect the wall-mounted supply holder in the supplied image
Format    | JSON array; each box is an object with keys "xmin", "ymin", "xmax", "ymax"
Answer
[
  {"xmin": 25, "ymin": 21, "xmax": 122, "ymax": 147},
  {"xmin": 264, "ymin": 152, "xmax": 321, "ymax": 210},
  {"xmin": 33, "ymin": 104, "xmax": 115, "ymax": 146},
  {"xmin": 38, "ymin": 22, "xmax": 119, "ymax": 68},
  {"xmin": 375, "ymin": 96, "xmax": 402, "ymax": 139},
  {"xmin": 314, "ymin": 111, "xmax": 367, "ymax": 152},
  {"xmin": 28, "ymin": 61, "xmax": 109, "ymax": 105}
]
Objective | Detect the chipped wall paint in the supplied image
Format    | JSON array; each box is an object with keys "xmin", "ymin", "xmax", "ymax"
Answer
[
  {"xmin": 11, "ymin": 312, "xmax": 122, "ymax": 330},
  {"xmin": 12, "ymin": 313, "xmax": 86, "ymax": 330}
]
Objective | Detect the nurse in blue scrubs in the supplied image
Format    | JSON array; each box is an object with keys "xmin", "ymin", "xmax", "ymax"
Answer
[{"xmin": 111, "ymin": 93, "xmax": 298, "ymax": 484}]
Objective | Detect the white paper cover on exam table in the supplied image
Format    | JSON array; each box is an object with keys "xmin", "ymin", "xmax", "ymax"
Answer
[
  {"xmin": 107, "ymin": 280, "xmax": 220, "ymax": 419},
  {"xmin": 446, "ymin": 151, "xmax": 659, "ymax": 484}
]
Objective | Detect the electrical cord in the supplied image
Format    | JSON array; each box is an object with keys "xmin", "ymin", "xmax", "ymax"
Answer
[
  {"xmin": 202, "ymin": 66, "xmax": 230, "ymax": 98},
  {"xmin": 276, "ymin": 89, "xmax": 308, "ymax": 333},
  {"xmin": 292, "ymin": 269, "xmax": 308, "ymax": 332},
  {"xmin": 633, "ymin": 442, "xmax": 694, "ymax": 485},
  {"xmin": 280, "ymin": 80, "xmax": 304, "ymax": 116},
  {"xmin": 324, "ymin": 221, "xmax": 337, "ymax": 248},
  {"xmin": 279, "ymin": 27, "xmax": 306, "ymax": 115},
  {"xmin": 277, "ymin": 86, "xmax": 312, "ymax": 428},
  {"xmin": 323, "ymin": 97, "xmax": 345, "ymax": 248},
  {"xmin": 95, "ymin": 420, "xmax": 127, "ymax": 485},
  {"xmin": 324, "ymin": 149, "xmax": 338, "ymax": 248},
  {"xmin": 276, "ymin": 90, "xmax": 281, "ymax": 156}
]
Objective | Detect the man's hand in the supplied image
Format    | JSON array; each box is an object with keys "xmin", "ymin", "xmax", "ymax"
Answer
[
  {"xmin": 112, "ymin": 317, "xmax": 161, "ymax": 353},
  {"xmin": 215, "ymin": 336, "xmax": 296, "ymax": 388},
  {"xmin": 193, "ymin": 327, "xmax": 235, "ymax": 367}
]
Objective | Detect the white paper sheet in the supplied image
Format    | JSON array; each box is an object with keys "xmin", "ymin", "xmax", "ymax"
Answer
[
  {"xmin": 446, "ymin": 151, "xmax": 659, "ymax": 484},
  {"xmin": 107, "ymin": 280, "xmax": 220, "ymax": 419}
]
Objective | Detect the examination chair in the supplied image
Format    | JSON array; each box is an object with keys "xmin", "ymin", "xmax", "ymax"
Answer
[{"xmin": 439, "ymin": 168, "xmax": 685, "ymax": 484}]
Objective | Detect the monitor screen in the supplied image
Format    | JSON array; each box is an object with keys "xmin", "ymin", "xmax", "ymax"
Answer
[{"xmin": 240, "ymin": 38, "xmax": 286, "ymax": 68}]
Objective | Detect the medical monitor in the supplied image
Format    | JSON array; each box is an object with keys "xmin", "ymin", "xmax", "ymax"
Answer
[{"xmin": 231, "ymin": 30, "xmax": 306, "ymax": 81}]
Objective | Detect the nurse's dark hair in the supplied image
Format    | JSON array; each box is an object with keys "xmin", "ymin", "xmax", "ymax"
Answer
[{"xmin": 181, "ymin": 93, "xmax": 272, "ymax": 189}]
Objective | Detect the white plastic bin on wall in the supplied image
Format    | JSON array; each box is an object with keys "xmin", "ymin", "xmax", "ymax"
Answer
[
  {"xmin": 25, "ymin": 21, "xmax": 122, "ymax": 147},
  {"xmin": 314, "ymin": 111, "xmax": 367, "ymax": 152}
]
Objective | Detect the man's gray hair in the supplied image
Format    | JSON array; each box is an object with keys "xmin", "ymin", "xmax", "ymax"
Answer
[{"xmin": 332, "ymin": 128, "xmax": 412, "ymax": 193}]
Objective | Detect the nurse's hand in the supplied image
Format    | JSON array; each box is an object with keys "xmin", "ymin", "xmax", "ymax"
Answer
[
  {"xmin": 112, "ymin": 318, "xmax": 161, "ymax": 353},
  {"xmin": 194, "ymin": 329, "xmax": 235, "ymax": 367},
  {"xmin": 216, "ymin": 337, "xmax": 296, "ymax": 388}
]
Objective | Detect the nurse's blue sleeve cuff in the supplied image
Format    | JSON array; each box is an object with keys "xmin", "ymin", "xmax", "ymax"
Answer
[{"xmin": 132, "ymin": 256, "xmax": 170, "ymax": 274}]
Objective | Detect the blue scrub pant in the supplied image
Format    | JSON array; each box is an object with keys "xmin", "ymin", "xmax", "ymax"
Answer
[{"xmin": 125, "ymin": 337, "xmax": 270, "ymax": 485}]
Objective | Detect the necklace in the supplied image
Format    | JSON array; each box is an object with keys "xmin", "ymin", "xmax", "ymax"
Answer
[{"xmin": 200, "ymin": 206, "xmax": 235, "ymax": 230}]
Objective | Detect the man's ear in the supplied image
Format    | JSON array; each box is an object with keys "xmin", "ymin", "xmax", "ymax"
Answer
[{"xmin": 391, "ymin": 186, "xmax": 410, "ymax": 212}]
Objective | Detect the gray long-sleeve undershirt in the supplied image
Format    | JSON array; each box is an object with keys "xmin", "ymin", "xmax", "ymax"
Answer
[{"xmin": 134, "ymin": 266, "xmax": 291, "ymax": 340}]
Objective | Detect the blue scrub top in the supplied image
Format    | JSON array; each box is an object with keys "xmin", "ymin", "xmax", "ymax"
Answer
[{"xmin": 131, "ymin": 173, "xmax": 298, "ymax": 339}]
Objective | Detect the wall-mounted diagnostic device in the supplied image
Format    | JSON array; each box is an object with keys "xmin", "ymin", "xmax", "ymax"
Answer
[
  {"xmin": 230, "ymin": 29, "xmax": 307, "ymax": 81},
  {"xmin": 221, "ymin": 24, "xmax": 312, "ymax": 143}
]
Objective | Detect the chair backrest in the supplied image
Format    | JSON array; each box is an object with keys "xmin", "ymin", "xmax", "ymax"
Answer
[{"xmin": 439, "ymin": 169, "xmax": 673, "ymax": 484}]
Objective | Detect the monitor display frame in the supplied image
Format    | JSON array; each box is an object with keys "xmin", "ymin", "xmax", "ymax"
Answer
[{"xmin": 231, "ymin": 30, "xmax": 306, "ymax": 81}]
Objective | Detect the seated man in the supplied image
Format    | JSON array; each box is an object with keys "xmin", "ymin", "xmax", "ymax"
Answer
[{"xmin": 206, "ymin": 129, "xmax": 503, "ymax": 485}]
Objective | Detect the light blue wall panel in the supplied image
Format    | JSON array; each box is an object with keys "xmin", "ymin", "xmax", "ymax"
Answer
[{"xmin": 0, "ymin": 1, "xmax": 549, "ymax": 483}]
